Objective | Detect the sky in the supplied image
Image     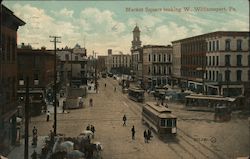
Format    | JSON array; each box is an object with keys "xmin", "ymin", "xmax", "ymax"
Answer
[{"xmin": 3, "ymin": 0, "xmax": 249, "ymax": 56}]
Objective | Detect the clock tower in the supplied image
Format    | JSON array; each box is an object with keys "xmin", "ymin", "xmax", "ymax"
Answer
[{"xmin": 131, "ymin": 25, "xmax": 142, "ymax": 50}]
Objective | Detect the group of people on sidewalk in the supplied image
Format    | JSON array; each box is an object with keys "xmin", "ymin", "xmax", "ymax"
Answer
[
  {"xmin": 143, "ymin": 129, "xmax": 152, "ymax": 143},
  {"xmin": 122, "ymin": 114, "xmax": 153, "ymax": 143},
  {"xmin": 86, "ymin": 124, "xmax": 96, "ymax": 139}
]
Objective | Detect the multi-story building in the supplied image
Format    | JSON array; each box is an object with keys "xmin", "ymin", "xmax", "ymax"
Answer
[
  {"xmin": 105, "ymin": 49, "xmax": 131, "ymax": 75},
  {"xmin": 171, "ymin": 41, "xmax": 182, "ymax": 87},
  {"xmin": 0, "ymin": 4, "xmax": 25, "ymax": 154},
  {"xmin": 205, "ymin": 31, "xmax": 249, "ymax": 96},
  {"xmin": 57, "ymin": 46, "xmax": 88, "ymax": 87},
  {"xmin": 17, "ymin": 46, "xmax": 55, "ymax": 94},
  {"xmin": 131, "ymin": 25, "xmax": 142, "ymax": 80},
  {"xmin": 172, "ymin": 34, "xmax": 207, "ymax": 92},
  {"xmin": 172, "ymin": 31, "xmax": 250, "ymax": 96},
  {"xmin": 97, "ymin": 55, "xmax": 107, "ymax": 73},
  {"xmin": 142, "ymin": 45, "xmax": 173, "ymax": 89}
]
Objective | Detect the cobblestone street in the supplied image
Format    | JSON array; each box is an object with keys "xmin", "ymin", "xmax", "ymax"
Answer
[{"xmin": 10, "ymin": 77, "xmax": 245, "ymax": 159}]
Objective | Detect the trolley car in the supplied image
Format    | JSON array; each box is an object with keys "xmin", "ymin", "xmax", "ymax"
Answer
[
  {"xmin": 142, "ymin": 102, "xmax": 177, "ymax": 138},
  {"xmin": 128, "ymin": 87, "xmax": 145, "ymax": 102}
]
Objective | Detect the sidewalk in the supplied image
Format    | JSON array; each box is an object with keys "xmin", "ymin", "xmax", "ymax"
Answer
[{"xmin": 7, "ymin": 136, "xmax": 48, "ymax": 159}]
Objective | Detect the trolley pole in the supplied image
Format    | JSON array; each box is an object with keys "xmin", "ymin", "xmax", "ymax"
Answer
[
  {"xmin": 49, "ymin": 36, "xmax": 61, "ymax": 135},
  {"xmin": 24, "ymin": 77, "xmax": 29, "ymax": 159}
]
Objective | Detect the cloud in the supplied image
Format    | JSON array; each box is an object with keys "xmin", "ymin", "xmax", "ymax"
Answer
[{"xmin": 51, "ymin": 8, "xmax": 74, "ymax": 17}]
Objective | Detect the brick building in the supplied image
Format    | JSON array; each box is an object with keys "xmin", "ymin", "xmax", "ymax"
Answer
[
  {"xmin": 142, "ymin": 45, "xmax": 173, "ymax": 89},
  {"xmin": 172, "ymin": 31, "xmax": 250, "ymax": 96},
  {"xmin": 0, "ymin": 4, "xmax": 25, "ymax": 154},
  {"xmin": 17, "ymin": 47, "xmax": 55, "ymax": 104}
]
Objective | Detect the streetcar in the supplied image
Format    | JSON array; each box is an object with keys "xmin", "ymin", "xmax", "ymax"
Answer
[
  {"xmin": 142, "ymin": 102, "xmax": 177, "ymax": 138},
  {"xmin": 17, "ymin": 89, "xmax": 46, "ymax": 116},
  {"xmin": 128, "ymin": 87, "xmax": 145, "ymax": 102}
]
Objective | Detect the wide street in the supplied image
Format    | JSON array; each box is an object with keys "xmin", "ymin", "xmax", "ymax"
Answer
[{"xmin": 26, "ymin": 77, "xmax": 249, "ymax": 159}]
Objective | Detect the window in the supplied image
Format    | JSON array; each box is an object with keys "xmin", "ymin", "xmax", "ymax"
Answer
[
  {"xmin": 209, "ymin": 41, "xmax": 211, "ymax": 51},
  {"xmin": 209, "ymin": 56, "xmax": 211, "ymax": 66},
  {"xmin": 225, "ymin": 39, "xmax": 231, "ymax": 51},
  {"xmin": 212, "ymin": 71, "xmax": 215, "ymax": 81},
  {"xmin": 248, "ymin": 70, "xmax": 250, "ymax": 81},
  {"xmin": 212, "ymin": 56, "xmax": 215, "ymax": 66},
  {"xmin": 148, "ymin": 54, "xmax": 151, "ymax": 62},
  {"xmin": 158, "ymin": 54, "xmax": 161, "ymax": 62},
  {"xmin": 153, "ymin": 54, "xmax": 156, "ymax": 62},
  {"xmin": 216, "ymin": 40, "xmax": 219, "ymax": 51},
  {"xmin": 225, "ymin": 55, "xmax": 230, "ymax": 66},
  {"xmin": 168, "ymin": 55, "xmax": 171, "ymax": 62},
  {"xmin": 163, "ymin": 54, "xmax": 166, "ymax": 62},
  {"xmin": 236, "ymin": 70, "xmax": 242, "ymax": 81},
  {"xmin": 225, "ymin": 70, "xmax": 230, "ymax": 81},
  {"xmin": 7, "ymin": 36, "xmax": 11, "ymax": 61},
  {"xmin": 34, "ymin": 73, "xmax": 38, "ymax": 80},
  {"xmin": 12, "ymin": 37, "xmax": 16, "ymax": 61},
  {"xmin": 212, "ymin": 41, "xmax": 215, "ymax": 51},
  {"xmin": 153, "ymin": 66, "xmax": 156, "ymax": 74},
  {"xmin": 209, "ymin": 71, "xmax": 211, "ymax": 80},
  {"xmin": 158, "ymin": 66, "xmax": 161, "ymax": 74},
  {"xmin": 65, "ymin": 54, "xmax": 69, "ymax": 61},
  {"xmin": 237, "ymin": 39, "xmax": 242, "ymax": 51},
  {"xmin": 248, "ymin": 55, "xmax": 250, "ymax": 66},
  {"xmin": 216, "ymin": 71, "xmax": 219, "ymax": 81},
  {"xmin": 169, "ymin": 67, "xmax": 171, "ymax": 75},
  {"xmin": 237, "ymin": 55, "xmax": 242, "ymax": 66},
  {"xmin": 163, "ymin": 67, "xmax": 166, "ymax": 74},
  {"xmin": 160, "ymin": 119, "xmax": 166, "ymax": 127},
  {"xmin": 167, "ymin": 119, "xmax": 172, "ymax": 127},
  {"xmin": 148, "ymin": 66, "xmax": 151, "ymax": 74},
  {"xmin": 2, "ymin": 33, "xmax": 5, "ymax": 61},
  {"xmin": 216, "ymin": 56, "xmax": 219, "ymax": 66}
]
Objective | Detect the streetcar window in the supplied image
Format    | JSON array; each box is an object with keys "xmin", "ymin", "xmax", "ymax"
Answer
[
  {"xmin": 172, "ymin": 119, "xmax": 176, "ymax": 127},
  {"xmin": 160, "ymin": 119, "xmax": 165, "ymax": 127},
  {"xmin": 167, "ymin": 119, "xmax": 172, "ymax": 127}
]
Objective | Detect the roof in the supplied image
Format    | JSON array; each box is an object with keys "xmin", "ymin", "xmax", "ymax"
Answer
[
  {"xmin": 143, "ymin": 45, "xmax": 172, "ymax": 49},
  {"xmin": 129, "ymin": 87, "xmax": 144, "ymax": 92},
  {"xmin": 143, "ymin": 102, "xmax": 176, "ymax": 118},
  {"xmin": 185, "ymin": 95, "xmax": 236, "ymax": 102},
  {"xmin": 172, "ymin": 31, "xmax": 249, "ymax": 43},
  {"xmin": 2, "ymin": 5, "xmax": 25, "ymax": 26},
  {"xmin": 145, "ymin": 102, "xmax": 172, "ymax": 113},
  {"xmin": 17, "ymin": 49, "xmax": 54, "ymax": 56},
  {"xmin": 133, "ymin": 25, "xmax": 140, "ymax": 32}
]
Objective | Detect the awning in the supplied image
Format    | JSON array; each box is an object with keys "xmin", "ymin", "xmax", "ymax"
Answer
[{"xmin": 2, "ymin": 109, "xmax": 17, "ymax": 122}]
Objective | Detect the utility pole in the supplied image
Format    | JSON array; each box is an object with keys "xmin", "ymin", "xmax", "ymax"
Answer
[
  {"xmin": 49, "ymin": 36, "xmax": 61, "ymax": 135},
  {"xmin": 70, "ymin": 50, "xmax": 72, "ymax": 87},
  {"xmin": 24, "ymin": 77, "xmax": 29, "ymax": 159},
  {"xmin": 94, "ymin": 51, "xmax": 98, "ymax": 93}
]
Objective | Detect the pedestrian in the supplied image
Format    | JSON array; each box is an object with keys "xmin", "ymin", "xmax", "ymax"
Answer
[
  {"xmin": 144, "ymin": 130, "xmax": 148, "ymax": 143},
  {"xmin": 49, "ymin": 130, "xmax": 55, "ymax": 145},
  {"xmin": 46, "ymin": 111, "xmax": 50, "ymax": 122},
  {"xmin": 91, "ymin": 125, "xmax": 95, "ymax": 139},
  {"xmin": 57, "ymin": 99, "xmax": 59, "ymax": 107},
  {"xmin": 31, "ymin": 150, "xmax": 37, "ymax": 159},
  {"xmin": 131, "ymin": 125, "xmax": 135, "ymax": 140},
  {"xmin": 62, "ymin": 100, "xmax": 66, "ymax": 113},
  {"xmin": 165, "ymin": 103, "xmax": 168, "ymax": 108},
  {"xmin": 32, "ymin": 126, "xmax": 38, "ymax": 137},
  {"xmin": 89, "ymin": 98, "xmax": 93, "ymax": 107},
  {"xmin": 86, "ymin": 124, "xmax": 90, "ymax": 130},
  {"xmin": 147, "ymin": 129, "xmax": 152, "ymax": 140},
  {"xmin": 122, "ymin": 114, "xmax": 127, "ymax": 126}
]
